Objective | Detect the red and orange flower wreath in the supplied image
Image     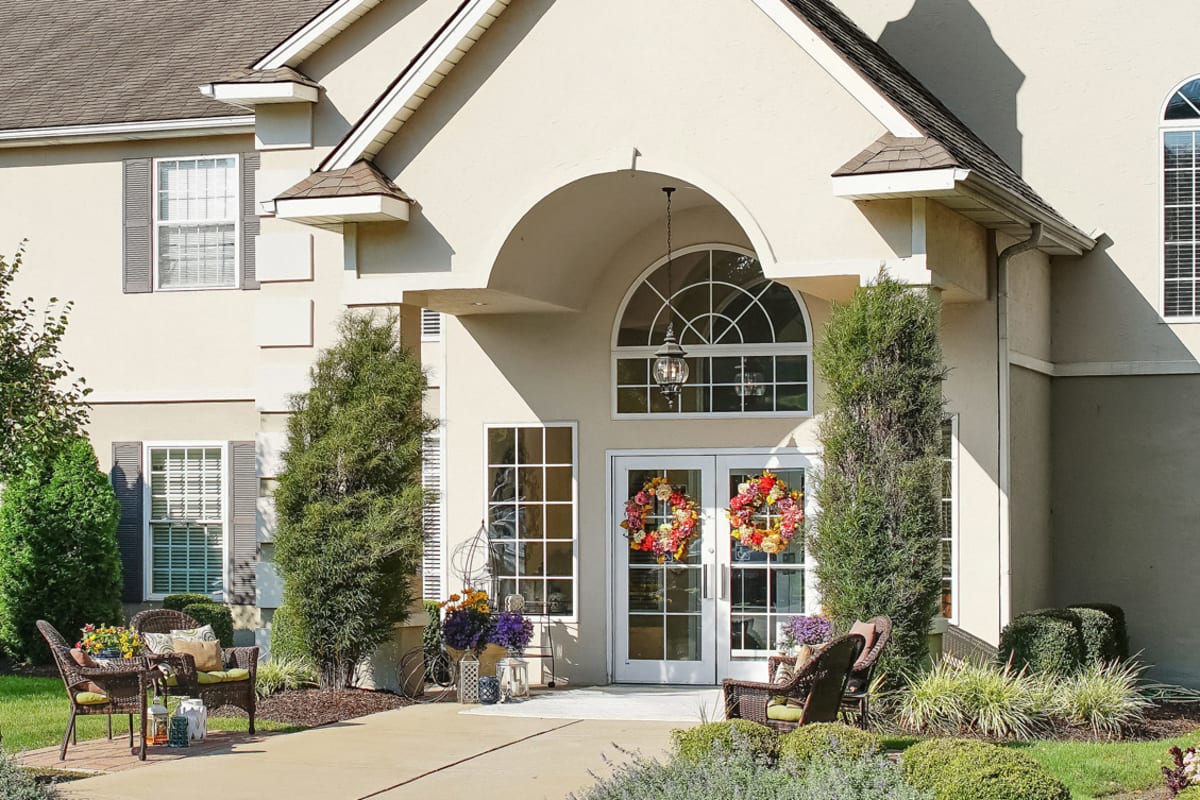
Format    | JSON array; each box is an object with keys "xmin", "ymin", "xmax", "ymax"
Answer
[
  {"xmin": 620, "ymin": 476, "xmax": 701, "ymax": 563},
  {"xmin": 726, "ymin": 470, "xmax": 804, "ymax": 554}
]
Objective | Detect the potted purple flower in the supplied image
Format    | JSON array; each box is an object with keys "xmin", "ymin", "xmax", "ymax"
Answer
[
  {"xmin": 489, "ymin": 611, "xmax": 534, "ymax": 658},
  {"xmin": 778, "ymin": 614, "xmax": 832, "ymax": 655}
]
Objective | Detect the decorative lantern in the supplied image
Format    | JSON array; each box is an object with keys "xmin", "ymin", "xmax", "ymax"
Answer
[
  {"xmin": 653, "ymin": 187, "xmax": 689, "ymax": 404},
  {"xmin": 496, "ymin": 657, "xmax": 530, "ymax": 701},
  {"xmin": 458, "ymin": 651, "xmax": 480, "ymax": 704},
  {"xmin": 148, "ymin": 697, "xmax": 170, "ymax": 746},
  {"xmin": 179, "ymin": 698, "xmax": 207, "ymax": 741},
  {"xmin": 478, "ymin": 676, "xmax": 500, "ymax": 705},
  {"xmin": 168, "ymin": 715, "xmax": 190, "ymax": 748},
  {"xmin": 734, "ymin": 363, "xmax": 766, "ymax": 398}
]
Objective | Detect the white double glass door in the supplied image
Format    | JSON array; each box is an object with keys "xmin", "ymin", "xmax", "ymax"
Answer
[{"xmin": 612, "ymin": 453, "xmax": 816, "ymax": 685}]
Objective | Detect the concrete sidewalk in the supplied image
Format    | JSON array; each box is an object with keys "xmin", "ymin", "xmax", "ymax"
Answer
[{"xmin": 59, "ymin": 703, "xmax": 680, "ymax": 800}]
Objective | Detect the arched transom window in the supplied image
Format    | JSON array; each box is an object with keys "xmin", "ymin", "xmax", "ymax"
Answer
[
  {"xmin": 1163, "ymin": 77, "xmax": 1200, "ymax": 318},
  {"xmin": 613, "ymin": 246, "xmax": 812, "ymax": 416}
]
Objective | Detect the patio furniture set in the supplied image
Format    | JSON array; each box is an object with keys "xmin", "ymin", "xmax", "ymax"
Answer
[{"xmin": 37, "ymin": 609, "xmax": 257, "ymax": 761}]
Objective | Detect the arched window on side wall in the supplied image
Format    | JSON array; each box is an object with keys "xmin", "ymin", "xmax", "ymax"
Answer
[
  {"xmin": 1163, "ymin": 77, "xmax": 1200, "ymax": 319},
  {"xmin": 612, "ymin": 245, "xmax": 813, "ymax": 417}
]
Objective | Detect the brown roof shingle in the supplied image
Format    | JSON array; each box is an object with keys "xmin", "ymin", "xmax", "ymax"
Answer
[
  {"xmin": 277, "ymin": 160, "xmax": 411, "ymax": 202},
  {"xmin": 0, "ymin": 0, "xmax": 332, "ymax": 131},
  {"xmin": 212, "ymin": 67, "xmax": 320, "ymax": 88}
]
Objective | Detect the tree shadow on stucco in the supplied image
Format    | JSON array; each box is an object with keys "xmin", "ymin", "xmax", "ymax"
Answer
[{"xmin": 878, "ymin": 0, "xmax": 1024, "ymax": 173}]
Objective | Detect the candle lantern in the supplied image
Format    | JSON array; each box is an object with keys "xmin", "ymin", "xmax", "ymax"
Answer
[
  {"xmin": 149, "ymin": 697, "xmax": 170, "ymax": 746},
  {"xmin": 496, "ymin": 658, "xmax": 530, "ymax": 700},
  {"xmin": 458, "ymin": 651, "xmax": 480, "ymax": 704}
]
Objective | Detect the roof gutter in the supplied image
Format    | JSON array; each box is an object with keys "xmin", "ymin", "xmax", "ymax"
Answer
[
  {"xmin": 958, "ymin": 172, "xmax": 1095, "ymax": 255},
  {"xmin": 0, "ymin": 116, "xmax": 255, "ymax": 148}
]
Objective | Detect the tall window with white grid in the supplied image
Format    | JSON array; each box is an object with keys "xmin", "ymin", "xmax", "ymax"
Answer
[{"xmin": 1163, "ymin": 78, "xmax": 1200, "ymax": 318}]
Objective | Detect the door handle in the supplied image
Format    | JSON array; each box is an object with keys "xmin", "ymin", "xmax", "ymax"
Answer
[
  {"xmin": 702, "ymin": 564, "xmax": 710, "ymax": 599},
  {"xmin": 720, "ymin": 568, "xmax": 728, "ymax": 601}
]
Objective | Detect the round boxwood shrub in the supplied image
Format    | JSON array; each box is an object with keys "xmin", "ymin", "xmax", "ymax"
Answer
[
  {"xmin": 182, "ymin": 602, "xmax": 234, "ymax": 648},
  {"xmin": 902, "ymin": 738, "xmax": 1070, "ymax": 800},
  {"xmin": 1069, "ymin": 607, "xmax": 1122, "ymax": 664},
  {"xmin": 778, "ymin": 722, "xmax": 881, "ymax": 772},
  {"xmin": 163, "ymin": 594, "xmax": 216, "ymax": 612},
  {"xmin": 1069, "ymin": 603, "xmax": 1129, "ymax": 660},
  {"xmin": 671, "ymin": 720, "xmax": 778, "ymax": 764},
  {"xmin": 999, "ymin": 610, "xmax": 1084, "ymax": 674}
]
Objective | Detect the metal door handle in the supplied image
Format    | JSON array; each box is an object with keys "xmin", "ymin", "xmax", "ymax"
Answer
[
  {"xmin": 720, "ymin": 569, "xmax": 728, "ymax": 601},
  {"xmin": 702, "ymin": 564, "xmax": 710, "ymax": 599}
]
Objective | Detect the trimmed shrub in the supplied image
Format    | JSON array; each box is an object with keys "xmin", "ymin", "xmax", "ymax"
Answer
[
  {"xmin": 671, "ymin": 720, "xmax": 778, "ymax": 764},
  {"xmin": 163, "ymin": 594, "xmax": 216, "ymax": 612},
  {"xmin": 778, "ymin": 722, "xmax": 881, "ymax": 772},
  {"xmin": 0, "ymin": 750, "xmax": 59, "ymax": 800},
  {"xmin": 181, "ymin": 602, "xmax": 234, "ymax": 648},
  {"xmin": 1070, "ymin": 607, "xmax": 1122, "ymax": 664},
  {"xmin": 1069, "ymin": 603, "xmax": 1129, "ymax": 660},
  {"xmin": 902, "ymin": 739, "xmax": 1070, "ymax": 800},
  {"xmin": 999, "ymin": 610, "xmax": 1085, "ymax": 675},
  {"xmin": 268, "ymin": 603, "xmax": 308, "ymax": 663},
  {"xmin": 0, "ymin": 436, "xmax": 123, "ymax": 663},
  {"xmin": 810, "ymin": 274, "xmax": 947, "ymax": 681},
  {"xmin": 274, "ymin": 312, "xmax": 434, "ymax": 688}
]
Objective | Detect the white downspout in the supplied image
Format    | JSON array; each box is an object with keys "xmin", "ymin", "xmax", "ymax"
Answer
[{"xmin": 996, "ymin": 223, "xmax": 1042, "ymax": 633}]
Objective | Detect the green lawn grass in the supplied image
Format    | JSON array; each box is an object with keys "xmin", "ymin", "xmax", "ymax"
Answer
[
  {"xmin": 882, "ymin": 730, "xmax": 1200, "ymax": 800},
  {"xmin": 0, "ymin": 676, "xmax": 303, "ymax": 753}
]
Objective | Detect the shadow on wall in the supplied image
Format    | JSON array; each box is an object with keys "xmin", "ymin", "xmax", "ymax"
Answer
[{"xmin": 877, "ymin": 0, "xmax": 1025, "ymax": 173}]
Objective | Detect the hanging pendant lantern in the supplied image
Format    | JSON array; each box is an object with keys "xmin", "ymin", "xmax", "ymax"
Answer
[{"xmin": 653, "ymin": 187, "xmax": 689, "ymax": 404}]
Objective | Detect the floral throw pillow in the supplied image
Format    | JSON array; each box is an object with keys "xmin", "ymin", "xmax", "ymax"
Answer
[
  {"xmin": 142, "ymin": 632, "xmax": 176, "ymax": 654},
  {"xmin": 169, "ymin": 624, "xmax": 217, "ymax": 644}
]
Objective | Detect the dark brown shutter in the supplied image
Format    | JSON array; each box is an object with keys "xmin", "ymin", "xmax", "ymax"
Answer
[
  {"xmin": 122, "ymin": 159, "xmax": 153, "ymax": 293},
  {"xmin": 229, "ymin": 441, "xmax": 258, "ymax": 604},
  {"xmin": 240, "ymin": 152, "xmax": 260, "ymax": 290},
  {"xmin": 111, "ymin": 442, "xmax": 144, "ymax": 602}
]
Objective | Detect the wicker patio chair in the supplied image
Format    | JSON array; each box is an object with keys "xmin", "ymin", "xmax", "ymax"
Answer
[
  {"xmin": 723, "ymin": 632, "xmax": 865, "ymax": 733},
  {"xmin": 129, "ymin": 608, "xmax": 257, "ymax": 733},
  {"xmin": 37, "ymin": 620, "xmax": 151, "ymax": 760}
]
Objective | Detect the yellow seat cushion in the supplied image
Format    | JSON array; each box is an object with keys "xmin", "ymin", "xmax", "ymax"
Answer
[
  {"xmin": 164, "ymin": 674, "xmax": 178, "ymax": 687},
  {"xmin": 75, "ymin": 691, "xmax": 109, "ymax": 705},
  {"xmin": 766, "ymin": 696, "xmax": 805, "ymax": 722},
  {"xmin": 197, "ymin": 668, "xmax": 249, "ymax": 684}
]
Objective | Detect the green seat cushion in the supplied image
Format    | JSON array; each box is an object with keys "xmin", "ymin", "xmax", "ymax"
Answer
[
  {"xmin": 164, "ymin": 674, "xmax": 178, "ymax": 687},
  {"xmin": 766, "ymin": 696, "xmax": 805, "ymax": 722},
  {"xmin": 197, "ymin": 668, "xmax": 249, "ymax": 684},
  {"xmin": 75, "ymin": 691, "xmax": 109, "ymax": 705}
]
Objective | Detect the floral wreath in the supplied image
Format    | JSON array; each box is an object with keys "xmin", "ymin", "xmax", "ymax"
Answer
[
  {"xmin": 620, "ymin": 476, "xmax": 701, "ymax": 563},
  {"xmin": 726, "ymin": 470, "xmax": 804, "ymax": 554}
]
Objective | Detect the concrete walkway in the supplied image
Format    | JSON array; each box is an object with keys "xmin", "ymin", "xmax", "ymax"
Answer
[{"xmin": 58, "ymin": 703, "xmax": 681, "ymax": 800}]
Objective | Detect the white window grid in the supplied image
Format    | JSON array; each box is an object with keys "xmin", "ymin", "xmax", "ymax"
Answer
[
  {"xmin": 484, "ymin": 423, "xmax": 578, "ymax": 620},
  {"xmin": 940, "ymin": 415, "xmax": 959, "ymax": 623},
  {"xmin": 612, "ymin": 244, "xmax": 814, "ymax": 419},
  {"xmin": 1161, "ymin": 77, "xmax": 1200, "ymax": 320},
  {"xmin": 143, "ymin": 441, "xmax": 229, "ymax": 601},
  {"xmin": 153, "ymin": 155, "xmax": 240, "ymax": 291}
]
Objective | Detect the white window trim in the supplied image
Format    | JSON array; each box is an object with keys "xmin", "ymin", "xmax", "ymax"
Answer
[
  {"xmin": 482, "ymin": 422, "xmax": 579, "ymax": 623},
  {"xmin": 152, "ymin": 154, "xmax": 241, "ymax": 293},
  {"xmin": 943, "ymin": 414, "xmax": 960, "ymax": 626},
  {"xmin": 142, "ymin": 440, "xmax": 230, "ymax": 602},
  {"xmin": 611, "ymin": 243, "xmax": 815, "ymax": 420},
  {"xmin": 1159, "ymin": 76, "xmax": 1200, "ymax": 321}
]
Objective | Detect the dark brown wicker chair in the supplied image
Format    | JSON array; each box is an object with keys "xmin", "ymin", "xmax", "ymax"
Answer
[
  {"xmin": 129, "ymin": 608, "xmax": 257, "ymax": 733},
  {"xmin": 723, "ymin": 633, "xmax": 865, "ymax": 732},
  {"xmin": 841, "ymin": 615, "xmax": 892, "ymax": 729},
  {"xmin": 37, "ymin": 620, "xmax": 151, "ymax": 760}
]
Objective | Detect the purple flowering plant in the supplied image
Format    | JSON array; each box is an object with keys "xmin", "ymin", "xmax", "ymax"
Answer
[
  {"xmin": 779, "ymin": 614, "xmax": 832, "ymax": 650},
  {"xmin": 489, "ymin": 611, "xmax": 534, "ymax": 651},
  {"xmin": 442, "ymin": 607, "xmax": 493, "ymax": 652}
]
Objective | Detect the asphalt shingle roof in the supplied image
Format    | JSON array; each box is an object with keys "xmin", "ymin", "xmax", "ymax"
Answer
[
  {"xmin": 785, "ymin": 0, "xmax": 1063, "ymax": 219},
  {"xmin": 277, "ymin": 160, "xmax": 411, "ymax": 201},
  {"xmin": 212, "ymin": 67, "xmax": 320, "ymax": 88},
  {"xmin": 0, "ymin": 0, "xmax": 331, "ymax": 130}
]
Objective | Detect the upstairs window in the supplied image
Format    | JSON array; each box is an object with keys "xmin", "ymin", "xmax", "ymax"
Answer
[
  {"xmin": 1163, "ymin": 78, "xmax": 1200, "ymax": 318},
  {"xmin": 155, "ymin": 157, "xmax": 239, "ymax": 290},
  {"xmin": 613, "ymin": 246, "xmax": 812, "ymax": 417}
]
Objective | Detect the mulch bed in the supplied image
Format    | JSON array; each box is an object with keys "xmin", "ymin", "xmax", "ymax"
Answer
[
  {"xmin": 1131, "ymin": 702, "xmax": 1200, "ymax": 740},
  {"xmin": 215, "ymin": 689, "xmax": 411, "ymax": 728},
  {"xmin": 0, "ymin": 656, "xmax": 58, "ymax": 678}
]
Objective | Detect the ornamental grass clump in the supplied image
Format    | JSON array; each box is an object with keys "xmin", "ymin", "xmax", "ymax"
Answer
[
  {"xmin": 899, "ymin": 658, "xmax": 1053, "ymax": 739},
  {"xmin": 1054, "ymin": 659, "xmax": 1151, "ymax": 738},
  {"xmin": 255, "ymin": 656, "xmax": 318, "ymax": 698},
  {"xmin": 810, "ymin": 273, "xmax": 946, "ymax": 682}
]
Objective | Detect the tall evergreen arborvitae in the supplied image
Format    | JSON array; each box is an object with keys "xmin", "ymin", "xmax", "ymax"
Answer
[
  {"xmin": 273, "ymin": 312, "xmax": 435, "ymax": 688},
  {"xmin": 810, "ymin": 273, "xmax": 946, "ymax": 680}
]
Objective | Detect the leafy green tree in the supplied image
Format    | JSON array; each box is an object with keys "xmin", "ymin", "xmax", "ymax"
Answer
[
  {"xmin": 0, "ymin": 243, "xmax": 91, "ymax": 480},
  {"xmin": 0, "ymin": 436, "xmax": 123, "ymax": 663},
  {"xmin": 810, "ymin": 273, "xmax": 946, "ymax": 680},
  {"xmin": 273, "ymin": 312, "xmax": 434, "ymax": 688}
]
